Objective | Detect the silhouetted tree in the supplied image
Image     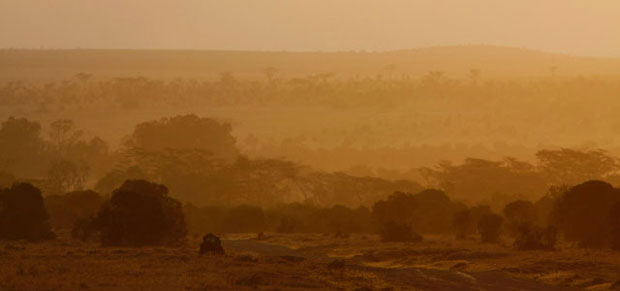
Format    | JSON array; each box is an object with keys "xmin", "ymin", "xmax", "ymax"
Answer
[
  {"xmin": 379, "ymin": 221, "xmax": 422, "ymax": 242},
  {"xmin": 127, "ymin": 115, "xmax": 239, "ymax": 163},
  {"xmin": 513, "ymin": 224, "xmax": 557, "ymax": 250},
  {"xmin": 47, "ymin": 159, "xmax": 89, "ymax": 195},
  {"xmin": 552, "ymin": 180, "xmax": 620, "ymax": 248},
  {"xmin": 536, "ymin": 149, "xmax": 619, "ymax": 186},
  {"xmin": 503, "ymin": 200, "xmax": 537, "ymax": 236},
  {"xmin": 478, "ymin": 213, "xmax": 503, "ymax": 243},
  {"xmin": 608, "ymin": 201, "xmax": 620, "ymax": 250},
  {"xmin": 372, "ymin": 189, "xmax": 463, "ymax": 234},
  {"xmin": 96, "ymin": 180, "xmax": 187, "ymax": 246},
  {"xmin": 45, "ymin": 190, "xmax": 103, "ymax": 229},
  {"xmin": 421, "ymin": 158, "xmax": 546, "ymax": 206},
  {"xmin": 453, "ymin": 205, "xmax": 492, "ymax": 239},
  {"xmin": 0, "ymin": 183, "xmax": 55, "ymax": 241}
]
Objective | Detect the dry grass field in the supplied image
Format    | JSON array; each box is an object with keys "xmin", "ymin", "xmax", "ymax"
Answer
[{"xmin": 2, "ymin": 232, "xmax": 620, "ymax": 290}]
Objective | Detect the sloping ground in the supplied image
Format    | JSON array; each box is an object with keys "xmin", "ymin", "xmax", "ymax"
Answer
[{"xmin": 0, "ymin": 232, "xmax": 617, "ymax": 290}]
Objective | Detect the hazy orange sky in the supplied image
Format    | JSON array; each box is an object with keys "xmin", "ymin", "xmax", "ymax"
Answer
[{"xmin": 1, "ymin": 0, "xmax": 619, "ymax": 57}]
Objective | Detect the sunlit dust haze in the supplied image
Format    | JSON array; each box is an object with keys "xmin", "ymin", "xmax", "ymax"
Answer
[
  {"xmin": 1, "ymin": 0, "xmax": 620, "ymax": 57},
  {"xmin": 8, "ymin": 1, "xmax": 620, "ymax": 291}
]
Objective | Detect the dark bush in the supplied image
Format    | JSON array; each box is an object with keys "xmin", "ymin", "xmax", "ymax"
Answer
[
  {"xmin": 276, "ymin": 217, "xmax": 298, "ymax": 233},
  {"xmin": 452, "ymin": 209, "xmax": 474, "ymax": 239},
  {"xmin": 96, "ymin": 180, "xmax": 187, "ymax": 246},
  {"xmin": 513, "ymin": 224, "xmax": 557, "ymax": 250},
  {"xmin": 608, "ymin": 201, "xmax": 620, "ymax": 250},
  {"xmin": 45, "ymin": 190, "xmax": 104, "ymax": 229},
  {"xmin": 372, "ymin": 189, "xmax": 463, "ymax": 235},
  {"xmin": 503, "ymin": 200, "xmax": 537, "ymax": 236},
  {"xmin": 478, "ymin": 213, "xmax": 503, "ymax": 243},
  {"xmin": 0, "ymin": 183, "xmax": 55, "ymax": 241},
  {"xmin": 379, "ymin": 221, "xmax": 422, "ymax": 242},
  {"xmin": 71, "ymin": 216, "xmax": 99, "ymax": 241},
  {"xmin": 452, "ymin": 205, "xmax": 491, "ymax": 239},
  {"xmin": 552, "ymin": 180, "xmax": 620, "ymax": 248}
]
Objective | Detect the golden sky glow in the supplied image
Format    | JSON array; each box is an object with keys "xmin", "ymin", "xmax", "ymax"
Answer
[{"xmin": 1, "ymin": 0, "xmax": 619, "ymax": 57}]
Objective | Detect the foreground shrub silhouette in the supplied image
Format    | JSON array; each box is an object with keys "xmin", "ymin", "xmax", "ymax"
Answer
[
  {"xmin": 452, "ymin": 205, "xmax": 491, "ymax": 239},
  {"xmin": 0, "ymin": 183, "xmax": 55, "ymax": 241},
  {"xmin": 71, "ymin": 216, "xmax": 99, "ymax": 241},
  {"xmin": 372, "ymin": 189, "xmax": 463, "ymax": 235},
  {"xmin": 45, "ymin": 190, "xmax": 104, "ymax": 229},
  {"xmin": 552, "ymin": 180, "xmax": 620, "ymax": 248},
  {"xmin": 478, "ymin": 213, "xmax": 503, "ymax": 243},
  {"xmin": 96, "ymin": 180, "xmax": 187, "ymax": 246},
  {"xmin": 513, "ymin": 224, "xmax": 557, "ymax": 250},
  {"xmin": 503, "ymin": 200, "xmax": 537, "ymax": 236},
  {"xmin": 379, "ymin": 221, "xmax": 422, "ymax": 242},
  {"xmin": 608, "ymin": 201, "xmax": 620, "ymax": 250}
]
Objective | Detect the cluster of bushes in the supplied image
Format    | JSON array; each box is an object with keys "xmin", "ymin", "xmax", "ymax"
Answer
[
  {"xmin": 371, "ymin": 189, "xmax": 465, "ymax": 242},
  {"xmin": 7, "ymin": 177, "xmax": 620, "ymax": 254}
]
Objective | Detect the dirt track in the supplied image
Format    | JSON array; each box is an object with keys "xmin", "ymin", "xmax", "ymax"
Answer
[{"xmin": 0, "ymin": 232, "xmax": 616, "ymax": 290}]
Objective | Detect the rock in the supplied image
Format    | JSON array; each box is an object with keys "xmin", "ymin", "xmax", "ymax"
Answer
[{"xmin": 199, "ymin": 233, "xmax": 224, "ymax": 255}]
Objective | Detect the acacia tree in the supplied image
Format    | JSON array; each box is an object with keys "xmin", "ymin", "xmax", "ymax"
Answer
[
  {"xmin": 127, "ymin": 114, "xmax": 239, "ymax": 163},
  {"xmin": 536, "ymin": 148, "xmax": 619, "ymax": 186}
]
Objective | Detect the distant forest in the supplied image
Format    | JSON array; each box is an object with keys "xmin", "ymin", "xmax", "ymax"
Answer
[{"xmin": 3, "ymin": 47, "xmax": 620, "ymax": 209}]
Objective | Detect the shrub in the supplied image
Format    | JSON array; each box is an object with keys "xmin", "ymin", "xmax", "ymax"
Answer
[
  {"xmin": 379, "ymin": 221, "xmax": 422, "ymax": 242},
  {"xmin": 71, "ymin": 216, "xmax": 98, "ymax": 241},
  {"xmin": 608, "ymin": 201, "xmax": 620, "ymax": 250},
  {"xmin": 0, "ymin": 183, "xmax": 55, "ymax": 241},
  {"xmin": 45, "ymin": 190, "xmax": 104, "ymax": 229},
  {"xmin": 452, "ymin": 205, "xmax": 491, "ymax": 239},
  {"xmin": 478, "ymin": 213, "xmax": 503, "ymax": 243},
  {"xmin": 96, "ymin": 180, "xmax": 187, "ymax": 246},
  {"xmin": 276, "ymin": 217, "xmax": 298, "ymax": 233},
  {"xmin": 551, "ymin": 180, "xmax": 620, "ymax": 248},
  {"xmin": 513, "ymin": 224, "xmax": 557, "ymax": 250},
  {"xmin": 452, "ymin": 209, "xmax": 474, "ymax": 239},
  {"xmin": 372, "ymin": 189, "xmax": 463, "ymax": 235},
  {"xmin": 503, "ymin": 200, "xmax": 537, "ymax": 236}
]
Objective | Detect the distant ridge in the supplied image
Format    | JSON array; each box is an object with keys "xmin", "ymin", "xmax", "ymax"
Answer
[{"xmin": 2, "ymin": 45, "xmax": 620, "ymax": 82}]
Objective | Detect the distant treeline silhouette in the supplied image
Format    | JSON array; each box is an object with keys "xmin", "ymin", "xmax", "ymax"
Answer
[
  {"xmin": 4, "ymin": 73, "xmax": 620, "ymax": 173},
  {"xmin": 3, "ymin": 115, "xmax": 620, "ymax": 210}
]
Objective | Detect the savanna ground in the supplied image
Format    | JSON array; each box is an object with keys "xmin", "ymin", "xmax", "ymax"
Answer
[{"xmin": 2, "ymin": 232, "xmax": 619, "ymax": 290}]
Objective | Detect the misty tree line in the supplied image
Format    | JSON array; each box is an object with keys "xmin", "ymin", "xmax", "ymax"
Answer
[
  {"xmin": 3, "ymin": 73, "xmax": 620, "ymax": 171},
  {"xmin": 0, "ymin": 115, "xmax": 421, "ymax": 207},
  {"xmin": 3, "ymin": 114, "xmax": 620, "ymax": 210},
  {"xmin": 4, "ymin": 114, "xmax": 620, "ymax": 209}
]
